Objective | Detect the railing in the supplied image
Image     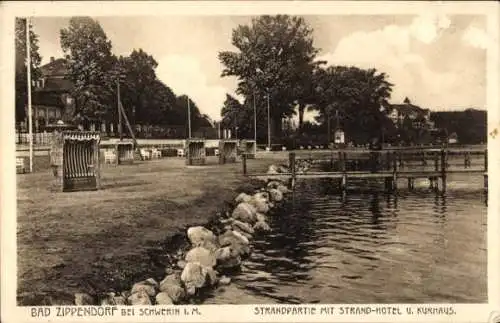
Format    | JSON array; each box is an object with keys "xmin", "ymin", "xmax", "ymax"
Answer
[
  {"xmin": 15, "ymin": 132, "xmax": 52, "ymax": 145},
  {"xmin": 242, "ymin": 148, "xmax": 488, "ymax": 194}
]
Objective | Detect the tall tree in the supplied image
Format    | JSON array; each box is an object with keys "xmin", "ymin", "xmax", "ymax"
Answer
[
  {"xmin": 219, "ymin": 15, "xmax": 321, "ymax": 138},
  {"xmin": 312, "ymin": 65, "xmax": 394, "ymax": 144},
  {"xmin": 15, "ymin": 18, "xmax": 42, "ymax": 125},
  {"xmin": 112, "ymin": 49, "xmax": 159, "ymax": 125},
  {"xmin": 60, "ymin": 17, "xmax": 115, "ymax": 122}
]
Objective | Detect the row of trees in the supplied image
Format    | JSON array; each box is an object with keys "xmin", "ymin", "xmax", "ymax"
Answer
[
  {"xmin": 218, "ymin": 15, "xmax": 395, "ymax": 144},
  {"xmin": 15, "ymin": 17, "xmax": 212, "ymax": 133}
]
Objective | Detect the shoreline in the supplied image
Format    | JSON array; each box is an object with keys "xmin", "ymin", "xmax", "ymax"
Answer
[{"xmin": 16, "ymin": 157, "xmax": 288, "ymax": 306}]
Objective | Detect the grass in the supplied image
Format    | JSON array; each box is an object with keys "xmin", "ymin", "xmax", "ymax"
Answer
[{"xmin": 16, "ymin": 155, "xmax": 274, "ymax": 305}]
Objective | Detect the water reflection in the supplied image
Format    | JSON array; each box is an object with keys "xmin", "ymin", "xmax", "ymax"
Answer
[{"xmin": 207, "ymin": 176, "xmax": 487, "ymax": 304}]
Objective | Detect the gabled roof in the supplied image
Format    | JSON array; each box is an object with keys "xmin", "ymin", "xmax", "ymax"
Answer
[
  {"xmin": 40, "ymin": 58, "xmax": 69, "ymax": 77},
  {"xmin": 386, "ymin": 103, "xmax": 428, "ymax": 115}
]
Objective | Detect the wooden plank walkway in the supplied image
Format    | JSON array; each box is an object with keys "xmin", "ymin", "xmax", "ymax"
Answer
[
  {"xmin": 242, "ymin": 147, "xmax": 488, "ymax": 194},
  {"xmin": 248, "ymin": 169, "xmax": 487, "ymax": 181}
]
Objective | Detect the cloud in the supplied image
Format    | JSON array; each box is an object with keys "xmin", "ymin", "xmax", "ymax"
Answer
[
  {"xmin": 409, "ymin": 13, "xmax": 451, "ymax": 44},
  {"xmin": 156, "ymin": 54, "xmax": 231, "ymax": 121},
  {"xmin": 316, "ymin": 14, "xmax": 485, "ymax": 111},
  {"xmin": 462, "ymin": 25, "xmax": 492, "ymax": 49}
]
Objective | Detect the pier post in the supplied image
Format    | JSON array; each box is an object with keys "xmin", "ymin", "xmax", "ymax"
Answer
[
  {"xmin": 242, "ymin": 153, "xmax": 247, "ymax": 175},
  {"xmin": 484, "ymin": 149, "xmax": 488, "ymax": 195},
  {"xmin": 392, "ymin": 151, "xmax": 398, "ymax": 192},
  {"xmin": 340, "ymin": 152, "xmax": 347, "ymax": 193},
  {"xmin": 341, "ymin": 174, "xmax": 347, "ymax": 192},
  {"xmin": 407, "ymin": 178, "xmax": 414, "ymax": 190},
  {"xmin": 484, "ymin": 149, "xmax": 488, "ymax": 172},
  {"xmin": 289, "ymin": 152, "xmax": 296, "ymax": 188},
  {"xmin": 440, "ymin": 148, "xmax": 447, "ymax": 193}
]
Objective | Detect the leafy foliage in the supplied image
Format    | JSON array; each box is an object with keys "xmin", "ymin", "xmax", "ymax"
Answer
[
  {"xmin": 15, "ymin": 18, "xmax": 42, "ymax": 123},
  {"xmin": 60, "ymin": 17, "xmax": 116, "ymax": 121},
  {"xmin": 312, "ymin": 66, "xmax": 394, "ymax": 143},
  {"xmin": 219, "ymin": 15, "xmax": 321, "ymax": 137}
]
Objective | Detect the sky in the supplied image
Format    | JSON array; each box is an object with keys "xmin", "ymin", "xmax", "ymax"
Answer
[{"xmin": 31, "ymin": 14, "xmax": 489, "ymax": 123}]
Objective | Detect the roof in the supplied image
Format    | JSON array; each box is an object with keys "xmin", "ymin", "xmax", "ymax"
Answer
[
  {"xmin": 387, "ymin": 103, "xmax": 428, "ymax": 115},
  {"xmin": 40, "ymin": 58, "xmax": 69, "ymax": 77}
]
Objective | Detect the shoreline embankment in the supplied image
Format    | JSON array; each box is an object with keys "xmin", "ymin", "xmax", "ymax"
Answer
[{"xmin": 16, "ymin": 156, "xmax": 295, "ymax": 306}]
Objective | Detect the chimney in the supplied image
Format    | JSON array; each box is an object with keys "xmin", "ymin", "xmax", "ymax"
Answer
[{"xmin": 50, "ymin": 56, "xmax": 55, "ymax": 63}]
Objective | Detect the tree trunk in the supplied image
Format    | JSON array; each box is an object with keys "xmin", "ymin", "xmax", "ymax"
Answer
[{"xmin": 298, "ymin": 103, "xmax": 305, "ymax": 132}]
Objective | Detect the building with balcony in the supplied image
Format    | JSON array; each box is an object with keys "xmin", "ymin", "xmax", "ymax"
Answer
[{"xmin": 385, "ymin": 97, "xmax": 434, "ymax": 130}]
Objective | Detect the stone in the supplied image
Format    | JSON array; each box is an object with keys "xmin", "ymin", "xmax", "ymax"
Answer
[
  {"xmin": 215, "ymin": 246, "xmax": 242, "ymax": 269},
  {"xmin": 249, "ymin": 194, "xmax": 270, "ymax": 213},
  {"xmin": 233, "ymin": 227, "xmax": 253, "ymax": 240},
  {"xmin": 113, "ymin": 296, "xmax": 127, "ymax": 305},
  {"xmin": 256, "ymin": 213, "xmax": 268, "ymax": 223},
  {"xmin": 160, "ymin": 273, "xmax": 181, "ymax": 289},
  {"xmin": 229, "ymin": 230, "xmax": 250, "ymax": 245},
  {"xmin": 219, "ymin": 230, "xmax": 251, "ymax": 254},
  {"xmin": 204, "ymin": 266, "xmax": 219, "ymax": 286},
  {"xmin": 231, "ymin": 202, "xmax": 257, "ymax": 224},
  {"xmin": 100, "ymin": 293, "xmax": 128, "ymax": 306},
  {"xmin": 235, "ymin": 192, "xmax": 252, "ymax": 204},
  {"xmin": 161, "ymin": 283, "xmax": 185, "ymax": 304},
  {"xmin": 268, "ymin": 188, "xmax": 283, "ymax": 202},
  {"xmin": 128, "ymin": 291, "xmax": 152, "ymax": 305},
  {"xmin": 187, "ymin": 226, "xmax": 217, "ymax": 248},
  {"xmin": 155, "ymin": 292, "xmax": 174, "ymax": 305},
  {"xmin": 267, "ymin": 181, "xmax": 282, "ymax": 189},
  {"xmin": 181, "ymin": 262, "xmax": 207, "ymax": 292},
  {"xmin": 267, "ymin": 164, "xmax": 279, "ymax": 174},
  {"xmin": 185, "ymin": 246, "xmax": 216, "ymax": 268},
  {"xmin": 232, "ymin": 219, "xmax": 255, "ymax": 235},
  {"xmin": 177, "ymin": 260, "xmax": 187, "ymax": 269},
  {"xmin": 254, "ymin": 221, "xmax": 271, "ymax": 232},
  {"xmin": 74, "ymin": 293, "xmax": 95, "ymax": 305},
  {"xmin": 130, "ymin": 278, "xmax": 158, "ymax": 297},
  {"xmin": 277, "ymin": 184, "xmax": 289, "ymax": 194},
  {"xmin": 159, "ymin": 273, "xmax": 185, "ymax": 303},
  {"xmin": 277, "ymin": 165, "xmax": 289, "ymax": 173},
  {"xmin": 219, "ymin": 276, "xmax": 231, "ymax": 285},
  {"xmin": 255, "ymin": 191, "xmax": 270, "ymax": 201}
]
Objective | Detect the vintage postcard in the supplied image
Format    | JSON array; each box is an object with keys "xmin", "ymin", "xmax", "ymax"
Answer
[{"xmin": 1, "ymin": 1, "xmax": 499, "ymax": 322}]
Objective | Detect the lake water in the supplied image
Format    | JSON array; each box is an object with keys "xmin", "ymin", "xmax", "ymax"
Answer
[{"xmin": 205, "ymin": 173, "xmax": 487, "ymax": 304}]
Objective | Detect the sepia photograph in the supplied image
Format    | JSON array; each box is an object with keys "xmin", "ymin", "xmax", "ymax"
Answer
[{"xmin": 1, "ymin": 1, "xmax": 499, "ymax": 322}]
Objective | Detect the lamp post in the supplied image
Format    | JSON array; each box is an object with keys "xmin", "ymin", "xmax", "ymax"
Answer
[
  {"xmin": 266, "ymin": 90, "xmax": 271, "ymax": 150},
  {"xmin": 26, "ymin": 17, "xmax": 33, "ymax": 173},
  {"xmin": 253, "ymin": 91, "xmax": 257, "ymax": 143},
  {"xmin": 187, "ymin": 96, "xmax": 191, "ymax": 139}
]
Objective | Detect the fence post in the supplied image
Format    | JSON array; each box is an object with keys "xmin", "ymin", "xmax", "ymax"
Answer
[
  {"xmin": 484, "ymin": 149, "xmax": 488, "ymax": 172},
  {"xmin": 440, "ymin": 148, "xmax": 447, "ymax": 193},
  {"xmin": 482, "ymin": 149, "xmax": 487, "ymax": 197},
  {"xmin": 392, "ymin": 151, "xmax": 398, "ymax": 192},
  {"xmin": 289, "ymin": 152, "xmax": 296, "ymax": 189},
  {"xmin": 242, "ymin": 153, "xmax": 247, "ymax": 175}
]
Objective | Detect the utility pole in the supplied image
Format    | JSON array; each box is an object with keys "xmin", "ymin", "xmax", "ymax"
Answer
[
  {"xmin": 117, "ymin": 81, "xmax": 123, "ymax": 140},
  {"xmin": 26, "ymin": 18, "xmax": 33, "ymax": 173},
  {"xmin": 267, "ymin": 91, "xmax": 271, "ymax": 150},
  {"xmin": 187, "ymin": 96, "xmax": 191, "ymax": 138},
  {"xmin": 253, "ymin": 91, "xmax": 257, "ymax": 143}
]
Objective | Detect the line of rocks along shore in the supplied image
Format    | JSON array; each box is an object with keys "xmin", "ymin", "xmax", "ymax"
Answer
[{"xmin": 71, "ymin": 163, "xmax": 298, "ymax": 306}]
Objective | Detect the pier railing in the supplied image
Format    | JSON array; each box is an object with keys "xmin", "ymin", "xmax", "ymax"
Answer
[{"xmin": 243, "ymin": 148, "xmax": 488, "ymax": 194}]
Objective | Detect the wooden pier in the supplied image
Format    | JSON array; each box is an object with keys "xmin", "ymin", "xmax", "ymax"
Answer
[{"xmin": 243, "ymin": 147, "xmax": 488, "ymax": 194}]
